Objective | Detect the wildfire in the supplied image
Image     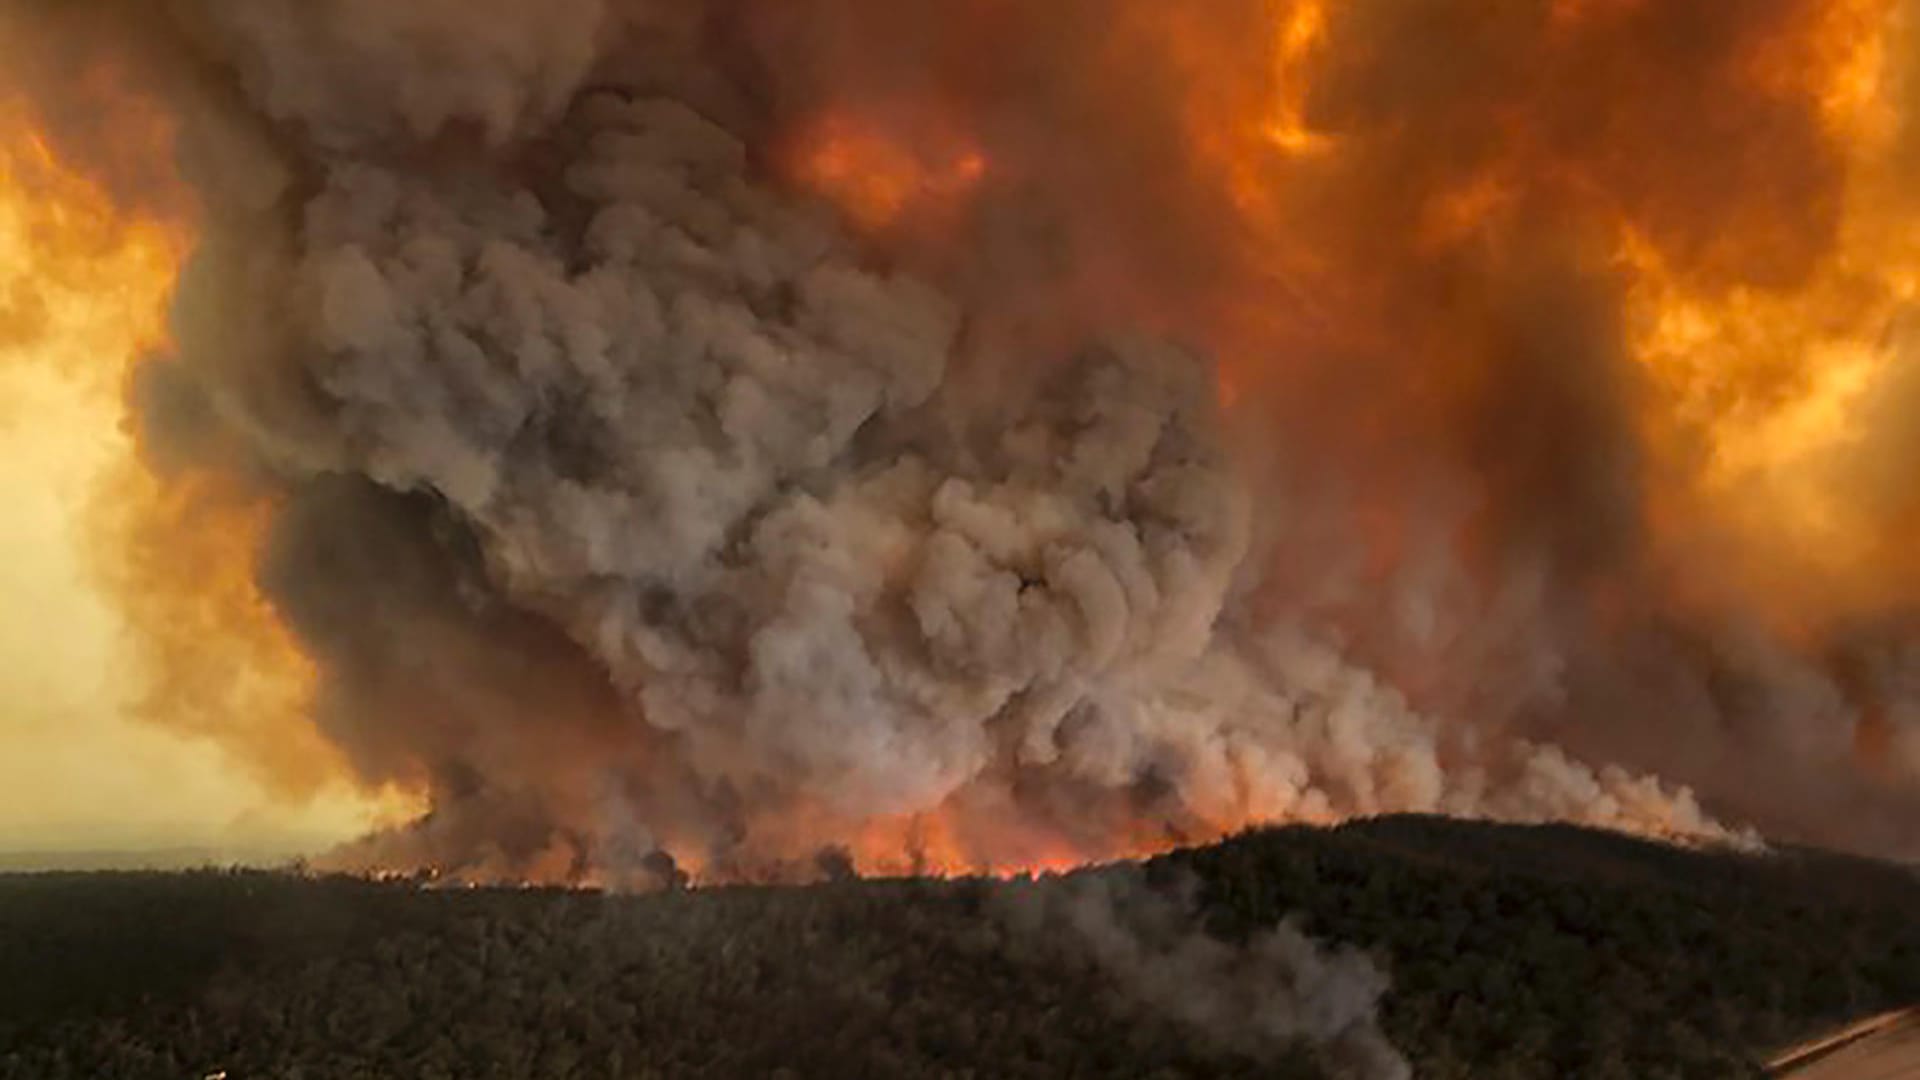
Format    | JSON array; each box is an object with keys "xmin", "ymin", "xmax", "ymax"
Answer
[
  {"xmin": 10, "ymin": 0, "xmax": 1919, "ymax": 886},
  {"xmin": 840, "ymin": 810, "xmax": 1144, "ymax": 881},
  {"xmin": 749, "ymin": 0, "xmax": 1920, "ymax": 874}
]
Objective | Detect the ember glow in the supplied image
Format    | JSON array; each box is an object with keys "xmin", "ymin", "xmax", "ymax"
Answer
[
  {"xmin": 790, "ymin": 113, "xmax": 988, "ymax": 233},
  {"xmin": 7, "ymin": 0, "xmax": 1920, "ymax": 883}
]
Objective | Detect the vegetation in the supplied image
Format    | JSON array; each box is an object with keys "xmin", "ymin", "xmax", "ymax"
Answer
[
  {"xmin": 1, "ymin": 816, "xmax": 1915, "ymax": 1079},
  {"xmin": 1164, "ymin": 819, "xmax": 1920, "ymax": 1078}
]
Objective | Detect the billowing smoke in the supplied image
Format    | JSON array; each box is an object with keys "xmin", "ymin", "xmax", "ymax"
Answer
[
  {"xmin": 997, "ymin": 869, "xmax": 1411, "ymax": 1078},
  {"xmin": 11, "ymin": 0, "xmax": 1920, "ymax": 879}
]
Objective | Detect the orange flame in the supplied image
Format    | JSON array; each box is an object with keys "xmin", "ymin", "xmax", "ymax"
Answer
[{"xmin": 734, "ymin": 799, "xmax": 1193, "ymax": 882}]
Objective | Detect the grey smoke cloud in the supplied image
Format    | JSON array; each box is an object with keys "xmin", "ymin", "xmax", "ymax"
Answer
[{"xmin": 241, "ymin": 79, "xmax": 1725, "ymax": 874}]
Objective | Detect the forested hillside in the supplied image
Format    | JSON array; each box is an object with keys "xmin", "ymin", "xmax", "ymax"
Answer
[
  {"xmin": 2, "ymin": 817, "xmax": 1915, "ymax": 1079},
  {"xmin": 1165, "ymin": 819, "xmax": 1920, "ymax": 1076}
]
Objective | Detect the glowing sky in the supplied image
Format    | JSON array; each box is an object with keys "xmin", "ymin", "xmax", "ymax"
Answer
[
  {"xmin": 0, "ymin": 360, "xmax": 385, "ymax": 858},
  {"xmin": 0, "ymin": 114, "xmax": 404, "ymax": 861}
]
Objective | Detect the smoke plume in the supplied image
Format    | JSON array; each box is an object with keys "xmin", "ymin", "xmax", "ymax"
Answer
[
  {"xmin": 10, "ymin": 0, "xmax": 1920, "ymax": 879},
  {"xmin": 997, "ymin": 868, "xmax": 1411, "ymax": 1078}
]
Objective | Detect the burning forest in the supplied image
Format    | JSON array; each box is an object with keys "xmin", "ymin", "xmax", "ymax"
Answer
[{"xmin": 5, "ymin": 0, "xmax": 1920, "ymax": 886}]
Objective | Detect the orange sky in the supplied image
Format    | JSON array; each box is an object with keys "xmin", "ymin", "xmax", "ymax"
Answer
[
  {"xmin": 0, "ymin": 100, "xmax": 409, "ymax": 861},
  {"xmin": 0, "ymin": 360, "xmax": 399, "ymax": 858}
]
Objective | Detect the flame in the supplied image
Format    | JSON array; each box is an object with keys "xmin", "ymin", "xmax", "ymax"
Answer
[{"xmin": 840, "ymin": 810, "xmax": 1122, "ymax": 880}]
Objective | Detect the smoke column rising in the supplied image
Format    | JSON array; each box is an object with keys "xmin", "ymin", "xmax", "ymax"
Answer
[
  {"xmin": 8, "ymin": 0, "xmax": 1920, "ymax": 881},
  {"xmin": 997, "ymin": 869, "xmax": 1411, "ymax": 1079}
]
